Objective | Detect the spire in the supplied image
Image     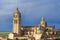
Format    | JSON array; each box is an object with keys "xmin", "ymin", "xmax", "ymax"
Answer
[
  {"xmin": 14, "ymin": 7, "xmax": 21, "ymax": 15},
  {"xmin": 14, "ymin": 7, "xmax": 21, "ymax": 18},
  {"xmin": 15, "ymin": 7, "xmax": 19, "ymax": 13},
  {"xmin": 41, "ymin": 16, "xmax": 45, "ymax": 22},
  {"xmin": 40, "ymin": 16, "xmax": 47, "ymax": 27}
]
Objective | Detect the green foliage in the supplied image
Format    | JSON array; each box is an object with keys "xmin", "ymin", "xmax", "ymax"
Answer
[{"xmin": 0, "ymin": 32, "xmax": 11, "ymax": 36}]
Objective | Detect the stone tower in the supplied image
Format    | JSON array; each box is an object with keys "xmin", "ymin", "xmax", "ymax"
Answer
[
  {"xmin": 13, "ymin": 8, "xmax": 21, "ymax": 35},
  {"xmin": 40, "ymin": 17, "xmax": 47, "ymax": 29}
]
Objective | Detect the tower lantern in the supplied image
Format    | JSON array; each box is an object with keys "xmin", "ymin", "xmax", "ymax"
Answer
[{"xmin": 40, "ymin": 16, "xmax": 47, "ymax": 28}]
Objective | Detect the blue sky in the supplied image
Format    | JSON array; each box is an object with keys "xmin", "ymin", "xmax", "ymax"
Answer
[{"xmin": 0, "ymin": 0, "xmax": 60, "ymax": 31}]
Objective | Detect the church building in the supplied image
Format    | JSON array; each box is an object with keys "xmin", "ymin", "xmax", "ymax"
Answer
[{"xmin": 8, "ymin": 8, "xmax": 60, "ymax": 40}]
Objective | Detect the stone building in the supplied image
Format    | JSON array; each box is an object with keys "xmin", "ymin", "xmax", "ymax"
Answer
[
  {"xmin": 13, "ymin": 8, "xmax": 40, "ymax": 36},
  {"xmin": 8, "ymin": 8, "xmax": 60, "ymax": 40}
]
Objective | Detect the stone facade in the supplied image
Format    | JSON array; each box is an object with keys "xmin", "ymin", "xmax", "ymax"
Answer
[{"xmin": 7, "ymin": 8, "xmax": 60, "ymax": 40}]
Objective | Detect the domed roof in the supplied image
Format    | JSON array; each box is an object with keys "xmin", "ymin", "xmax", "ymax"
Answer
[
  {"xmin": 14, "ymin": 8, "xmax": 21, "ymax": 17},
  {"xmin": 15, "ymin": 8, "xmax": 21, "ymax": 14}
]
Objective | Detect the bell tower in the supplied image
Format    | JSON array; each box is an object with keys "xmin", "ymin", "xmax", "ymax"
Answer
[{"xmin": 13, "ymin": 8, "xmax": 21, "ymax": 35}]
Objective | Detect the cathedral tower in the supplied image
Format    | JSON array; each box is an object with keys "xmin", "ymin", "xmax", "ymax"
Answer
[
  {"xmin": 13, "ymin": 8, "xmax": 21, "ymax": 35},
  {"xmin": 40, "ymin": 17, "xmax": 47, "ymax": 28}
]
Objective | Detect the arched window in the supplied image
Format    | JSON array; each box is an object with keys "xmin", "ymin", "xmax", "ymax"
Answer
[
  {"xmin": 14, "ymin": 15, "xmax": 17, "ymax": 18},
  {"xmin": 14, "ymin": 20, "xmax": 17, "ymax": 24}
]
